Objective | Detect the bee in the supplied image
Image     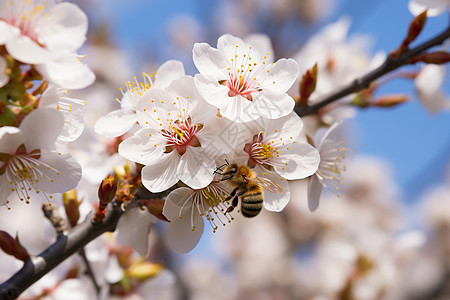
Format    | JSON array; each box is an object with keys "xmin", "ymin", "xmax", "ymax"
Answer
[{"xmin": 217, "ymin": 162, "xmax": 284, "ymax": 218}]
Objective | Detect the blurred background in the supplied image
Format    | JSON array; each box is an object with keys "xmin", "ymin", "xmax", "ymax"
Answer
[{"xmin": 1, "ymin": 0, "xmax": 450, "ymax": 299}]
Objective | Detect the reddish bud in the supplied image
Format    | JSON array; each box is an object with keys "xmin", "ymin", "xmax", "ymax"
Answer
[
  {"xmin": 298, "ymin": 63, "xmax": 318, "ymax": 105},
  {"xmin": 409, "ymin": 51, "xmax": 450, "ymax": 64},
  {"xmin": 0, "ymin": 231, "xmax": 30, "ymax": 261},
  {"xmin": 63, "ymin": 189, "xmax": 81, "ymax": 227},
  {"xmin": 98, "ymin": 174, "xmax": 118, "ymax": 206},
  {"xmin": 406, "ymin": 10, "xmax": 427, "ymax": 44},
  {"xmin": 372, "ymin": 94, "xmax": 409, "ymax": 107},
  {"xmin": 146, "ymin": 199, "xmax": 169, "ymax": 222}
]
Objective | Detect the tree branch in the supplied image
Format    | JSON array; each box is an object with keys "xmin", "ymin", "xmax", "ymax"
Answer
[
  {"xmin": 0, "ymin": 203, "xmax": 124, "ymax": 300},
  {"xmin": 295, "ymin": 22, "xmax": 450, "ymax": 117}
]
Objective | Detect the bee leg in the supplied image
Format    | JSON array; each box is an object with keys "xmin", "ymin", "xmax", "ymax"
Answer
[
  {"xmin": 225, "ymin": 186, "xmax": 240, "ymax": 201},
  {"xmin": 226, "ymin": 196, "xmax": 239, "ymax": 214}
]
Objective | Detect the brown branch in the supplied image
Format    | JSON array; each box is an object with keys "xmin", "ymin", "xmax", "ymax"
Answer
[
  {"xmin": 295, "ymin": 22, "xmax": 450, "ymax": 117},
  {"xmin": 0, "ymin": 203, "xmax": 124, "ymax": 300}
]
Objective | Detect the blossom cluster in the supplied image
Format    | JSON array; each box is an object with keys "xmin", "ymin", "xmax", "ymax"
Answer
[{"xmin": 93, "ymin": 32, "xmax": 360, "ymax": 252}]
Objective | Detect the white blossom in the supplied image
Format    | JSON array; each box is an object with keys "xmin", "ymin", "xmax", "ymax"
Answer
[
  {"xmin": 235, "ymin": 112, "xmax": 320, "ymax": 212},
  {"xmin": 0, "ymin": 0, "xmax": 94, "ymax": 89},
  {"xmin": 307, "ymin": 122, "xmax": 349, "ymax": 211},
  {"xmin": 0, "ymin": 108, "xmax": 81, "ymax": 207},
  {"xmin": 415, "ymin": 64, "xmax": 450, "ymax": 114},
  {"xmin": 95, "ymin": 60, "xmax": 185, "ymax": 138},
  {"xmin": 118, "ymin": 76, "xmax": 233, "ymax": 192},
  {"xmin": 193, "ymin": 33, "xmax": 299, "ymax": 123}
]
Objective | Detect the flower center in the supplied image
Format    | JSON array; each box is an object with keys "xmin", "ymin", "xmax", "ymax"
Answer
[
  {"xmin": 0, "ymin": 144, "xmax": 58, "ymax": 205},
  {"xmin": 6, "ymin": 0, "xmax": 50, "ymax": 41},
  {"xmin": 161, "ymin": 117, "xmax": 202, "ymax": 155},
  {"xmin": 223, "ymin": 45, "xmax": 270, "ymax": 101},
  {"xmin": 244, "ymin": 132, "xmax": 279, "ymax": 168}
]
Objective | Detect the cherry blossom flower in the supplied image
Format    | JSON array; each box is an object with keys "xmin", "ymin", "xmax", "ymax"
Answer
[
  {"xmin": 193, "ymin": 34, "xmax": 299, "ymax": 123},
  {"xmin": 408, "ymin": 0, "xmax": 450, "ymax": 16},
  {"xmin": 163, "ymin": 181, "xmax": 232, "ymax": 253},
  {"xmin": 293, "ymin": 17, "xmax": 382, "ymax": 125},
  {"xmin": 95, "ymin": 60, "xmax": 185, "ymax": 137},
  {"xmin": 307, "ymin": 122, "xmax": 350, "ymax": 211},
  {"xmin": 0, "ymin": 108, "xmax": 82, "ymax": 207},
  {"xmin": 118, "ymin": 76, "xmax": 233, "ymax": 192},
  {"xmin": 415, "ymin": 64, "xmax": 450, "ymax": 114},
  {"xmin": 0, "ymin": 56, "xmax": 8, "ymax": 88},
  {"xmin": 0, "ymin": 0, "xmax": 95, "ymax": 89},
  {"xmin": 234, "ymin": 112, "xmax": 320, "ymax": 212},
  {"xmin": 39, "ymin": 84, "xmax": 87, "ymax": 142}
]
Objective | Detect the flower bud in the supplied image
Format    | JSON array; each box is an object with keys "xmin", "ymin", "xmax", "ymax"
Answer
[
  {"xmin": 0, "ymin": 231, "xmax": 30, "ymax": 262},
  {"xmin": 127, "ymin": 259, "xmax": 163, "ymax": 281},
  {"xmin": 98, "ymin": 174, "xmax": 118, "ymax": 206},
  {"xmin": 63, "ymin": 189, "xmax": 81, "ymax": 227},
  {"xmin": 409, "ymin": 51, "xmax": 450, "ymax": 65},
  {"xmin": 298, "ymin": 63, "xmax": 318, "ymax": 105},
  {"xmin": 372, "ymin": 94, "xmax": 409, "ymax": 107},
  {"xmin": 146, "ymin": 199, "xmax": 169, "ymax": 222}
]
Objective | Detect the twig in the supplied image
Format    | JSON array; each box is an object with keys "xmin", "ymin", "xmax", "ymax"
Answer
[
  {"xmin": 78, "ymin": 248, "xmax": 101, "ymax": 295},
  {"xmin": 295, "ymin": 22, "xmax": 450, "ymax": 117},
  {"xmin": 0, "ymin": 203, "xmax": 124, "ymax": 300}
]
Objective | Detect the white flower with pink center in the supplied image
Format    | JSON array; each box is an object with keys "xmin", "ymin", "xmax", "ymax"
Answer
[
  {"xmin": 95, "ymin": 60, "xmax": 185, "ymax": 138},
  {"xmin": 193, "ymin": 34, "xmax": 299, "ymax": 123},
  {"xmin": 307, "ymin": 122, "xmax": 350, "ymax": 211},
  {"xmin": 0, "ymin": 0, "xmax": 94, "ymax": 89},
  {"xmin": 235, "ymin": 112, "xmax": 320, "ymax": 211},
  {"xmin": 118, "ymin": 76, "xmax": 233, "ymax": 192},
  {"xmin": 0, "ymin": 108, "xmax": 82, "ymax": 208}
]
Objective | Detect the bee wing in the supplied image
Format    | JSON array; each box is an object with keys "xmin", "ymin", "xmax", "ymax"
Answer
[{"xmin": 247, "ymin": 177, "xmax": 284, "ymax": 193}]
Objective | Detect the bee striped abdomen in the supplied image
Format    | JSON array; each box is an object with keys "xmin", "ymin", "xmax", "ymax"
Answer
[{"xmin": 241, "ymin": 183, "xmax": 263, "ymax": 218}]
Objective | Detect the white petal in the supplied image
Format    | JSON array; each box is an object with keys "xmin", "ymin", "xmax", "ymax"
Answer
[
  {"xmin": 217, "ymin": 34, "xmax": 256, "ymax": 61},
  {"xmin": 37, "ymin": 3, "xmax": 88, "ymax": 52},
  {"xmin": 194, "ymin": 74, "xmax": 230, "ymax": 109},
  {"xmin": 39, "ymin": 84, "xmax": 59, "ymax": 107},
  {"xmin": 141, "ymin": 152, "xmax": 180, "ymax": 193},
  {"xmin": 52, "ymin": 279, "xmax": 95, "ymax": 300},
  {"xmin": 177, "ymin": 147, "xmax": 215, "ymax": 189},
  {"xmin": 273, "ymin": 142, "xmax": 320, "ymax": 180},
  {"xmin": 260, "ymin": 58, "xmax": 299, "ymax": 93},
  {"xmin": 118, "ymin": 128, "xmax": 166, "ymax": 165},
  {"xmin": 116, "ymin": 207, "xmax": 154, "ymax": 256},
  {"xmin": 163, "ymin": 187, "xmax": 194, "ymax": 221},
  {"xmin": 264, "ymin": 112, "xmax": 304, "ymax": 141},
  {"xmin": 196, "ymin": 117, "xmax": 238, "ymax": 157},
  {"xmin": 0, "ymin": 126, "xmax": 22, "ymax": 154},
  {"xmin": 408, "ymin": 0, "xmax": 448, "ymax": 16},
  {"xmin": 193, "ymin": 43, "xmax": 228, "ymax": 82},
  {"xmin": 19, "ymin": 108, "xmax": 64, "ymax": 151},
  {"xmin": 94, "ymin": 109, "xmax": 137, "ymax": 137},
  {"xmin": 6, "ymin": 35, "xmax": 51, "ymax": 64},
  {"xmin": 154, "ymin": 60, "xmax": 185, "ymax": 89},
  {"xmin": 307, "ymin": 175, "xmax": 322, "ymax": 211},
  {"xmin": 244, "ymin": 34, "xmax": 274, "ymax": 63},
  {"xmin": 166, "ymin": 209, "xmax": 204, "ymax": 253},
  {"xmin": 37, "ymin": 55, "xmax": 95, "ymax": 89},
  {"xmin": 58, "ymin": 108, "xmax": 84, "ymax": 142},
  {"xmin": 0, "ymin": 55, "xmax": 9, "ymax": 88},
  {"xmin": 0, "ymin": 21, "xmax": 20, "ymax": 45},
  {"xmin": 36, "ymin": 152, "xmax": 82, "ymax": 193},
  {"xmin": 255, "ymin": 168, "xmax": 291, "ymax": 212},
  {"xmin": 246, "ymin": 90, "xmax": 295, "ymax": 121}
]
